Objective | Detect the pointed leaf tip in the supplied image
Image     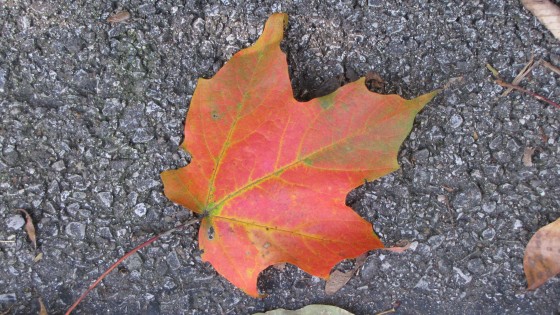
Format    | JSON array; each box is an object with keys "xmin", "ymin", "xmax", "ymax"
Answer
[
  {"xmin": 253, "ymin": 13, "xmax": 288, "ymax": 49},
  {"xmin": 408, "ymin": 89, "xmax": 441, "ymax": 113}
]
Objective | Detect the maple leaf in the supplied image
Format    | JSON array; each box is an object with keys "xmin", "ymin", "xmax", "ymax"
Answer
[
  {"xmin": 524, "ymin": 218, "xmax": 560, "ymax": 290},
  {"xmin": 161, "ymin": 13, "xmax": 438, "ymax": 296}
]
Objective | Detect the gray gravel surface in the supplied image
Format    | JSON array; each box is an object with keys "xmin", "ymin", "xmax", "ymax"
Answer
[{"xmin": 1, "ymin": 0, "xmax": 560, "ymax": 314}]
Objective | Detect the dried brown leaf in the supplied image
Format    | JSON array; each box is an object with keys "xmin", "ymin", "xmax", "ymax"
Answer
[
  {"xmin": 383, "ymin": 241, "xmax": 412, "ymax": 253},
  {"xmin": 107, "ymin": 10, "xmax": 130, "ymax": 24},
  {"xmin": 17, "ymin": 209, "xmax": 36, "ymax": 249},
  {"xmin": 524, "ymin": 218, "xmax": 560, "ymax": 290},
  {"xmin": 39, "ymin": 298, "xmax": 48, "ymax": 315},
  {"xmin": 325, "ymin": 254, "xmax": 367, "ymax": 295},
  {"xmin": 522, "ymin": 147, "xmax": 536, "ymax": 167},
  {"xmin": 521, "ymin": 0, "xmax": 560, "ymax": 40}
]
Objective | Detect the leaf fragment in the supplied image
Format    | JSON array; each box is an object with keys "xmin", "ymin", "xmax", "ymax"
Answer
[
  {"xmin": 106, "ymin": 10, "xmax": 130, "ymax": 24},
  {"xmin": 325, "ymin": 254, "xmax": 367, "ymax": 295},
  {"xmin": 524, "ymin": 218, "xmax": 560, "ymax": 290},
  {"xmin": 522, "ymin": 147, "xmax": 535, "ymax": 167},
  {"xmin": 17, "ymin": 209, "xmax": 36, "ymax": 249},
  {"xmin": 38, "ymin": 298, "xmax": 48, "ymax": 315},
  {"xmin": 34, "ymin": 252, "xmax": 44, "ymax": 263},
  {"xmin": 382, "ymin": 241, "xmax": 413, "ymax": 253}
]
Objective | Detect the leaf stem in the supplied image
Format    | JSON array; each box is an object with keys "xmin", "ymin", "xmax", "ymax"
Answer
[{"xmin": 65, "ymin": 219, "xmax": 198, "ymax": 315}]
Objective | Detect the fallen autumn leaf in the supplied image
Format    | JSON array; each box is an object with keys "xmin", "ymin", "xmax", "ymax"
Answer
[
  {"xmin": 161, "ymin": 13, "xmax": 438, "ymax": 296},
  {"xmin": 524, "ymin": 218, "xmax": 560, "ymax": 290},
  {"xmin": 521, "ymin": 0, "xmax": 560, "ymax": 40}
]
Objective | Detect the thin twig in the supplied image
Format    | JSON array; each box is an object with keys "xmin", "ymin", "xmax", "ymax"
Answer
[
  {"xmin": 0, "ymin": 240, "xmax": 16, "ymax": 243},
  {"xmin": 541, "ymin": 60, "xmax": 560, "ymax": 76},
  {"xmin": 375, "ymin": 308, "xmax": 396, "ymax": 315},
  {"xmin": 502, "ymin": 55, "xmax": 536, "ymax": 97},
  {"xmin": 0, "ymin": 305, "xmax": 13, "ymax": 315},
  {"xmin": 65, "ymin": 219, "xmax": 199, "ymax": 315},
  {"xmin": 495, "ymin": 79, "xmax": 560, "ymax": 109}
]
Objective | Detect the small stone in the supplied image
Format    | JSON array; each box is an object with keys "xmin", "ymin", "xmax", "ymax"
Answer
[
  {"xmin": 413, "ymin": 149, "xmax": 430, "ymax": 163},
  {"xmin": 437, "ymin": 258, "xmax": 453, "ymax": 275},
  {"xmin": 97, "ymin": 192, "xmax": 113, "ymax": 208},
  {"xmin": 0, "ymin": 69, "xmax": 5, "ymax": 93},
  {"xmin": 163, "ymin": 277, "xmax": 177, "ymax": 290},
  {"xmin": 467, "ymin": 258, "xmax": 485, "ymax": 274},
  {"xmin": 482, "ymin": 228, "xmax": 496, "ymax": 241},
  {"xmin": 6, "ymin": 215, "xmax": 25, "ymax": 230},
  {"xmin": 124, "ymin": 252, "xmax": 143, "ymax": 270},
  {"xmin": 414, "ymin": 276, "xmax": 430, "ymax": 290},
  {"xmin": 52, "ymin": 160, "xmax": 66, "ymax": 171},
  {"xmin": 428, "ymin": 235, "xmax": 445, "ymax": 249},
  {"xmin": 452, "ymin": 185, "xmax": 482, "ymax": 210},
  {"xmin": 65, "ymin": 222, "xmax": 86, "ymax": 240},
  {"xmin": 138, "ymin": 3, "xmax": 156, "ymax": 16},
  {"xmin": 102, "ymin": 98, "xmax": 124, "ymax": 117},
  {"xmin": 360, "ymin": 258, "xmax": 380, "ymax": 280},
  {"xmin": 133, "ymin": 203, "xmax": 147, "ymax": 217},
  {"xmin": 132, "ymin": 128, "xmax": 154, "ymax": 143},
  {"xmin": 449, "ymin": 114, "xmax": 463, "ymax": 128},
  {"xmin": 489, "ymin": 136, "xmax": 502, "ymax": 150},
  {"xmin": 128, "ymin": 192, "xmax": 139, "ymax": 205},
  {"xmin": 98, "ymin": 227, "xmax": 113, "ymax": 239},
  {"xmin": 453, "ymin": 267, "xmax": 472, "ymax": 284},
  {"xmin": 199, "ymin": 40, "xmax": 214, "ymax": 58},
  {"xmin": 0, "ymin": 293, "xmax": 16, "ymax": 303},
  {"xmin": 368, "ymin": 0, "xmax": 383, "ymax": 7},
  {"xmin": 166, "ymin": 250, "xmax": 181, "ymax": 270},
  {"xmin": 482, "ymin": 202, "xmax": 496, "ymax": 214}
]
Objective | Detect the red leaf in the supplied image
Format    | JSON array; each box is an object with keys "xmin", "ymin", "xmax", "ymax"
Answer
[{"xmin": 161, "ymin": 13, "xmax": 438, "ymax": 296}]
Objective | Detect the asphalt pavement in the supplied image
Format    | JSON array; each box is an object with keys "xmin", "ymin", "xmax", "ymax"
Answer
[{"xmin": 1, "ymin": 0, "xmax": 559, "ymax": 314}]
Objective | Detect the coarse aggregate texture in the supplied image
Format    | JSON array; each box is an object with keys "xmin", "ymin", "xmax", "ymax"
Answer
[{"xmin": 1, "ymin": 0, "xmax": 560, "ymax": 314}]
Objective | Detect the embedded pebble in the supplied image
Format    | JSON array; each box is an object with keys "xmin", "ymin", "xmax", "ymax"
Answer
[
  {"xmin": 65, "ymin": 222, "xmax": 86, "ymax": 240},
  {"xmin": 125, "ymin": 253, "xmax": 143, "ymax": 270},
  {"xmin": 6, "ymin": 215, "xmax": 25, "ymax": 230},
  {"xmin": 482, "ymin": 228, "xmax": 496, "ymax": 241},
  {"xmin": 166, "ymin": 250, "xmax": 181, "ymax": 270},
  {"xmin": 0, "ymin": 293, "xmax": 16, "ymax": 303},
  {"xmin": 452, "ymin": 185, "xmax": 482, "ymax": 209},
  {"xmin": 97, "ymin": 191, "xmax": 113, "ymax": 208},
  {"xmin": 449, "ymin": 114, "xmax": 463, "ymax": 128},
  {"xmin": 52, "ymin": 160, "xmax": 66, "ymax": 171},
  {"xmin": 134, "ymin": 203, "xmax": 147, "ymax": 217}
]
